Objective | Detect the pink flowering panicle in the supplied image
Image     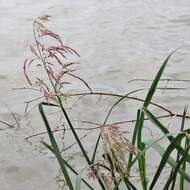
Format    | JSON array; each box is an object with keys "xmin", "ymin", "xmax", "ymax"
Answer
[
  {"xmin": 24, "ymin": 15, "xmax": 91, "ymax": 102},
  {"xmin": 101, "ymin": 124, "xmax": 138, "ymax": 186},
  {"xmin": 86, "ymin": 124, "xmax": 138, "ymax": 189}
]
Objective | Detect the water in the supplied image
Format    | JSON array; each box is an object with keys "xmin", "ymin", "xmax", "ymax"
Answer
[{"xmin": 0, "ymin": 0, "xmax": 190, "ymax": 189}]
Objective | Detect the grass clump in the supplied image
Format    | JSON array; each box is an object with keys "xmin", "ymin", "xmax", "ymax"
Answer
[{"xmin": 24, "ymin": 15, "xmax": 190, "ymax": 190}]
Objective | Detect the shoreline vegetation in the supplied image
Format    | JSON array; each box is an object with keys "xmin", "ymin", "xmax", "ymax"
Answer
[{"xmin": 22, "ymin": 15, "xmax": 190, "ymax": 190}]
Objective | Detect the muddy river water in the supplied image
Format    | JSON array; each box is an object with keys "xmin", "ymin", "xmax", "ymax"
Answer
[{"xmin": 0, "ymin": 0, "xmax": 190, "ymax": 189}]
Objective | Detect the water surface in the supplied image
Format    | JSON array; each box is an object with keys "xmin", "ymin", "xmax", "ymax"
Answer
[{"xmin": 0, "ymin": 0, "xmax": 190, "ymax": 189}]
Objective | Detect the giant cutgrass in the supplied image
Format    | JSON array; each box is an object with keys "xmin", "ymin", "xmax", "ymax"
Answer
[{"xmin": 24, "ymin": 15, "xmax": 190, "ymax": 190}]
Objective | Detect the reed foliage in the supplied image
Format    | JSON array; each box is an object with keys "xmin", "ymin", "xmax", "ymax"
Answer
[{"xmin": 24, "ymin": 16, "xmax": 190, "ymax": 190}]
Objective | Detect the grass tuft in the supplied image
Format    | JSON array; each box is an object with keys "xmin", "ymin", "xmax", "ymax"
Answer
[{"xmin": 23, "ymin": 16, "xmax": 190, "ymax": 190}]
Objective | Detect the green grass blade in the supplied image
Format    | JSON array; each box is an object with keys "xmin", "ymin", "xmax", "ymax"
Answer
[
  {"xmin": 149, "ymin": 132, "xmax": 188, "ymax": 189},
  {"xmin": 180, "ymin": 137, "xmax": 190, "ymax": 190},
  {"xmin": 113, "ymin": 175, "xmax": 138, "ymax": 190},
  {"xmin": 141, "ymin": 107, "xmax": 171, "ymax": 137},
  {"xmin": 76, "ymin": 167, "xmax": 86, "ymax": 190},
  {"xmin": 163, "ymin": 144, "xmax": 190, "ymax": 189},
  {"xmin": 116, "ymin": 133, "xmax": 175, "ymax": 188},
  {"xmin": 41, "ymin": 141, "xmax": 54, "ymax": 152},
  {"xmin": 133, "ymin": 52, "xmax": 171, "ymax": 186},
  {"xmin": 143, "ymin": 50, "xmax": 177, "ymax": 108},
  {"xmin": 179, "ymin": 107, "xmax": 189, "ymax": 190},
  {"xmin": 91, "ymin": 133, "xmax": 101, "ymax": 163},
  {"xmin": 169, "ymin": 107, "xmax": 188, "ymax": 190},
  {"xmin": 134, "ymin": 50, "xmax": 178, "ymax": 189},
  {"xmin": 124, "ymin": 180, "xmax": 132, "ymax": 190},
  {"xmin": 128, "ymin": 133, "xmax": 174, "ymax": 169},
  {"xmin": 123, "ymin": 176, "xmax": 138, "ymax": 190},
  {"xmin": 141, "ymin": 106, "xmax": 190, "ymax": 162},
  {"xmin": 137, "ymin": 111, "xmax": 148, "ymax": 190},
  {"xmin": 38, "ymin": 103, "xmax": 74, "ymax": 190},
  {"xmin": 40, "ymin": 101, "xmax": 59, "ymax": 107},
  {"xmin": 75, "ymin": 166, "xmax": 96, "ymax": 190},
  {"xmin": 41, "ymin": 99, "xmax": 107, "ymax": 189},
  {"xmin": 144, "ymin": 140, "xmax": 190, "ymax": 183},
  {"xmin": 180, "ymin": 106, "xmax": 187, "ymax": 132},
  {"xmin": 128, "ymin": 109, "xmax": 140, "ymax": 173}
]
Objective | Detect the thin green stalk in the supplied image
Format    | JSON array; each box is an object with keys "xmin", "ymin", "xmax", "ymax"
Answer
[
  {"xmin": 169, "ymin": 107, "xmax": 188, "ymax": 190},
  {"xmin": 142, "ymin": 107, "xmax": 190, "ymax": 162},
  {"xmin": 42, "ymin": 141, "xmax": 94, "ymax": 190},
  {"xmin": 91, "ymin": 133, "xmax": 101, "ymax": 163},
  {"xmin": 123, "ymin": 176, "xmax": 138, "ymax": 190},
  {"xmin": 180, "ymin": 137, "xmax": 189, "ymax": 190},
  {"xmin": 128, "ymin": 110, "xmax": 140, "ymax": 172},
  {"xmin": 92, "ymin": 90, "xmax": 143, "ymax": 164},
  {"xmin": 113, "ymin": 175, "xmax": 137, "ymax": 190},
  {"xmin": 136, "ymin": 111, "xmax": 147, "ymax": 190},
  {"xmin": 149, "ymin": 132, "xmax": 190, "ymax": 189},
  {"xmin": 57, "ymin": 95, "xmax": 91, "ymax": 164},
  {"xmin": 125, "ymin": 181, "xmax": 132, "ymax": 190},
  {"xmin": 163, "ymin": 144, "xmax": 190, "ymax": 190},
  {"xmin": 56, "ymin": 95, "xmax": 106, "ymax": 190},
  {"xmin": 103, "ymin": 89, "xmax": 143, "ymax": 125},
  {"xmin": 38, "ymin": 103, "xmax": 74, "ymax": 190},
  {"xmin": 138, "ymin": 142, "xmax": 147, "ymax": 189},
  {"xmin": 143, "ymin": 49, "xmax": 178, "ymax": 108},
  {"xmin": 144, "ymin": 140, "xmax": 190, "ymax": 183},
  {"xmin": 116, "ymin": 133, "xmax": 177, "ymax": 188}
]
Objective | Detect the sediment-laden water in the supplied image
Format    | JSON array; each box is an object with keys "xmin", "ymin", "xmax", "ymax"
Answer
[{"xmin": 0, "ymin": 0, "xmax": 190, "ymax": 189}]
